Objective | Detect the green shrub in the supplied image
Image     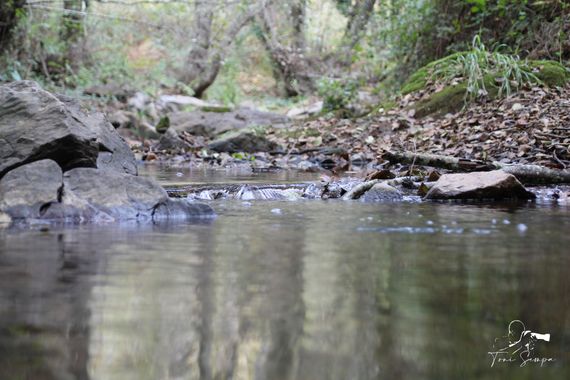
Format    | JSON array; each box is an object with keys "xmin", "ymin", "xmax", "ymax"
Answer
[{"xmin": 317, "ymin": 78, "xmax": 359, "ymax": 113}]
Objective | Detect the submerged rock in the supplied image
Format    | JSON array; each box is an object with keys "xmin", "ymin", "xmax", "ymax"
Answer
[
  {"xmin": 208, "ymin": 130, "xmax": 281, "ymax": 153},
  {"xmin": 0, "ymin": 80, "xmax": 137, "ymax": 177},
  {"xmin": 425, "ymin": 170, "xmax": 535, "ymax": 200}
]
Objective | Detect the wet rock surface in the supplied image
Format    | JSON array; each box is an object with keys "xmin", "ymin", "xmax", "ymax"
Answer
[
  {"xmin": 425, "ymin": 170, "xmax": 535, "ymax": 200},
  {"xmin": 360, "ymin": 182, "xmax": 403, "ymax": 201}
]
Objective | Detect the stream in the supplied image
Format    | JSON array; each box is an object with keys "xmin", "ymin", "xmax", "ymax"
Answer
[{"xmin": 0, "ymin": 167, "xmax": 569, "ymax": 379}]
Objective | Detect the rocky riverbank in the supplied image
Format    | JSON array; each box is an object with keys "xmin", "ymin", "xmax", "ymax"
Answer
[
  {"xmin": 1, "ymin": 80, "xmax": 569, "ymax": 229},
  {"xmin": 0, "ymin": 81, "xmax": 214, "ymax": 225},
  {"xmin": 94, "ymin": 69, "xmax": 568, "ymax": 174}
]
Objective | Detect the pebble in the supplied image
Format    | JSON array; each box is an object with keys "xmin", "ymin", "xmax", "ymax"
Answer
[
  {"xmin": 271, "ymin": 208, "xmax": 282, "ymax": 215},
  {"xmin": 517, "ymin": 223, "xmax": 528, "ymax": 233}
]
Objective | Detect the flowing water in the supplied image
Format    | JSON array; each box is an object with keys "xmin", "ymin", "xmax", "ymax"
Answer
[{"xmin": 1, "ymin": 168, "xmax": 569, "ymax": 380}]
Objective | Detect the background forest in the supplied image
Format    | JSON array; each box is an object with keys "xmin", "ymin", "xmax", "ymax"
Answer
[{"xmin": 1, "ymin": 0, "xmax": 568, "ymax": 107}]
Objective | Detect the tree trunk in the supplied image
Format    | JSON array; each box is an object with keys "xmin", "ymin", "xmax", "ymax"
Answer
[
  {"xmin": 181, "ymin": 2, "xmax": 215, "ymax": 98},
  {"xmin": 0, "ymin": 0, "xmax": 25, "ymax": 52},
  {"xmin": 256, "ymin": 1, "xmax": 313, "ymax": 97},
  {"xmin": 291, "ymin": 0, "xmax": 306, "ymax": 52},
  {"xmin": 181, "ymin": 1, "xmax": 267, "ymax": 98}
]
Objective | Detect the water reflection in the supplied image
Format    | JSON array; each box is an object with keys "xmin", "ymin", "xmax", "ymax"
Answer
[
  {"xmin": 0, "ymin": 202, "xmax": 569, "ymax": 379},
  {"xmin": 139, "ymin": 164, "xmax": 322, "ymax": 186}
]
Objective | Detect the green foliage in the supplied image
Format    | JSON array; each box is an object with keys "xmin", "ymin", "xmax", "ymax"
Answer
[
  {"xmin": 431, "ymin": 35, "xmax": 540, "ymax": 100},
  {"xmin": 317, "ymin": 78, "xmax": 359, "ymax": 113},
  {"xmin": 371, "ymin": 0, "xmax": 570, "ymax": 91},
  {"xmin": 530, "ymin": 60, "xmax": 570, "ymax": 87},
  {"xmin": 155, "ymin": 116, "xmax": 170, "ymax": 134}
]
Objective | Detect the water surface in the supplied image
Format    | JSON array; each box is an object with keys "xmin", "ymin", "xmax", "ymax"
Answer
[{"xmin": 1, "ymin": 173, "xmax": 569, "ymax": 380}]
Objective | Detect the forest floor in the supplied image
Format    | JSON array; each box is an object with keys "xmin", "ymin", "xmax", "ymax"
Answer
[{"xmin": 141, "ymin": 84, "xmax": 570, "ymax": 178}]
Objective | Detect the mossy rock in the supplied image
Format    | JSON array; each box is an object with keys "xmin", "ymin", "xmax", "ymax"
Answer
[
  {"xmin": 400, "ymin": 52, "xmax": 466, "ymax": 95},
  {"xmin": 402, "ymin": 56, "xmax": 569, "ymax": 96},
  {"xmin": 529, "ymin": 60, "xmax": 570, "ymax": 87},
  {"xmin": 402, "ymin": 56, "xmax": 569, "ymax": 118},
  {"xmin": 413, "ymin": 75, "xmax": 499, "ymax": 118}
]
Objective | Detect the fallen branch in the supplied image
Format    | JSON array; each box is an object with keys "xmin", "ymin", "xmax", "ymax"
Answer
[
  {"xmin": 383, "ymin": 151, "xmax": 497, "ymax": 171},
  {"xmin": 383, "ymin": 151, "xmax": 570, "ymax": 184},
  {"xmin": 342, "ymin": 180, "xmax": 379, "ymax": 200},
  {"xmin": 499, "ymin": 165, "xmax": 570, "ymax": 184}
]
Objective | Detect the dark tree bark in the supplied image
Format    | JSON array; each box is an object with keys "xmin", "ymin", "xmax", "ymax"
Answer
[{"xmin": 0, "ymin": 0, "xmax": 25, "ymax": 52}]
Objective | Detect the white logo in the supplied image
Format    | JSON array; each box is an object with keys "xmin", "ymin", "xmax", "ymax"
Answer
[{"xmin": 488, "ymin": 320, "xmax": 555, "ymax": 367}]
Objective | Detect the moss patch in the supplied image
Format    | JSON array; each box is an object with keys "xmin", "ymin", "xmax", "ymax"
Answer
[
  {"xmin": 200, "ymin": 105, "xmax": 233, "ymax": 113},
  {"xmin": 401, "ymin": 68, "xmax": 429, "ymax": 95},
  {"xmin": 413, "ymin": 75, "xmax": 499, "ymax": 118},
  {"xmin": 402, "ymin": 56, "xmax": 569, "ymax": 118},
  {"xmin": 400, "ymin": 52, "xmax": 467, "ymax": 95},
  {"xmin": 529, "ymin": 60, "xmax": 570, "ymax": 87}
]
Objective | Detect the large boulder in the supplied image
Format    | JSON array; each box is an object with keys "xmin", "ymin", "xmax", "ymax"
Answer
[
  {"xmin": 170, "ymin": 107, "xmax": 289, "ymax": 138},
  {"xmin": 0, "ymin": 81, "xmax": 137, "ymax": 178},
  {"xmin": 425, "ymin": 170, "xmax": 535, "ymax": 200},
  {"xmin": 62, "ymin": 167, "xmax": 169, "ymax": 220}
]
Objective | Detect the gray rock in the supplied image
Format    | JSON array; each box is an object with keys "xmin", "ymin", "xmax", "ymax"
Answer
[
  {"xmin": 152, "ymin": 199, "xmax": 215, "ymax": 221},
  {"xmin": 155, "ymin": 127, "xmax": 191, "ymax": 152},
  {"xmin": 0, "ymin": 81, "xmax": 137, "ymax": 178},
  {"xmin": 0, "ymin": 161, "xmax": 215, "ymax": 223},
  {"xmin": 425, "ymin": 170, "xmax": 535, "ymax": 200},
  {"xmin": 361, "ymin": 182, "xmax": 403, "ymax": 202},
  {"xmin": 63, "ymin": 168, "xmax": 214, "ymax": 221},
  {"xmin": 0, "ymin": 159, "xmax": 62, "ymax": 219},
  {"xmin": 286, "ymin": 101, "xmax": 323, "ymax": 119},
  {"xmin": 208, "ymin": 130, "xmax": 280, "ymax": 153},
  {"xmin": 63, "ymin": 168, "xmax": 168, "ymax": 220},
  {"xmin": 170, "ymin": 107, "xmax": 289, "ymax": 138}
]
